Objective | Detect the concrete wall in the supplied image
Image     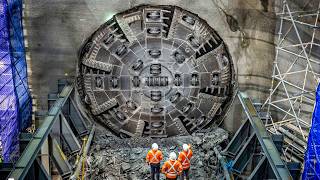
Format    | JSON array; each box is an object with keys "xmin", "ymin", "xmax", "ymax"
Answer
[{"xmin": 24, "ymin": 0, "xmax": 276, "ymax": 123}]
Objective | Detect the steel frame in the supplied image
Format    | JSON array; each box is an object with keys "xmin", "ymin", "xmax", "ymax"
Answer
[
  {"xmin": 218, "ymin": 92, "xmax": 292, "ymax": 180},
  {"xmin": 7, "ymin": 83, "xmax": 91, "ymax": 180},
  {"xmin": 8, "ymin": 85, "xmax": 73, "ymax": 179},
  {"xmin": 262, "ymin": 0, "xmax": 320, "ymax": 161}
]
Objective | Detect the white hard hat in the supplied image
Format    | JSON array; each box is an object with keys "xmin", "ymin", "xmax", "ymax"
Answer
[
  {"xmin": 152, "ymin": 143, "xmax": 158, "ymax": 150},
  {"xmin": 169, "ymin": 152, "xmax": 177, "ymax": 160},
  {"xmin": 183, "ymin": 144, "xmax": 189, "ymax": 151}
]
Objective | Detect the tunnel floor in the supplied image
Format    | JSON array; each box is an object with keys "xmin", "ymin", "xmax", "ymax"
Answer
[{"xmin": 86, "ymin": 126, "xmax": 228, "ymax": 179}]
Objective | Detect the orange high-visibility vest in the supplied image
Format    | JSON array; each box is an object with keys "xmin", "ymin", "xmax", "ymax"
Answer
[
  {"xmin": 178, "ymin": 149, "xmax": 193, "ymax": 170},
  {"xmin": 146, "ymin": 150, "xmax": 163, "ymax": 164},
  {"xmin": 161, "ymin": 160, "xmax": 183, "ymax": 179}
]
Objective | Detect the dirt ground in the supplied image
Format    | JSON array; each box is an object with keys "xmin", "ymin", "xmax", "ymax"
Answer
[{"xmin": 87, "ymin": 127, "xmax": 228, "ymax": 180}]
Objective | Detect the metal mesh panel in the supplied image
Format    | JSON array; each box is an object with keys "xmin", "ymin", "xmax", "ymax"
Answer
[
  {"xmin": 0, "ymin": 0, "xmax": 31, "ymax": 162},
  {"xmin": 0, "ymin": 0, "xmax": 19, "ymax": 163},
  {"xmin": 303, "ymin": 84, "xmax": 320, "ymax": 179},
  {"xmin": 7, "ymin": 0, "xmax": 32, "ymax": 130}
]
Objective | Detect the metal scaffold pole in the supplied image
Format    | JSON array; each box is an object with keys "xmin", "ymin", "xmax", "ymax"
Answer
[{"xmin": 263, "ymin": 0, "xmax": 320, "ymax": 162}]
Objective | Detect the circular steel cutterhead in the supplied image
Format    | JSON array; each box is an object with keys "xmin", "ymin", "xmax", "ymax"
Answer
[{"xmin": 77, "ymin": 5, "xmax": 235, "ymax": 138}]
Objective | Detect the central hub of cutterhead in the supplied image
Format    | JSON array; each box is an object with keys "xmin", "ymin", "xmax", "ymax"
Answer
[{"xmin": 139, "ymin": 63, "xmax": 173, "ymax": 102}]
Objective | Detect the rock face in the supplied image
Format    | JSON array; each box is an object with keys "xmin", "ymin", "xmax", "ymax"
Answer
[{"xmin": 87, "ymin": 127, "xmax": 228, "ymax": 179}]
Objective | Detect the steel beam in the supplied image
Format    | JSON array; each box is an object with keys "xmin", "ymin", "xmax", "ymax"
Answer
[
  {"xmin": 232, "ymin": 133, "xmax": 256, "ymax": 174},
  {"xmin": 238, "ymin": 92, "xmax": 292, "ymax": 180},
  {"xmin": 35, "ymin": 158, "xmax": 51, "ymax": 180},
  {"xmin": 70, "ymin": 125, "xmax": 95, "ymax": 180},
  {"xmin": 247, "ymin": 156, "xmax": 269, "ymax": 180},
  {"xmin": 223, "ymin": 120, "xmax": 251, "ymax": 158},
  {"xmin": 8, "ymin": 85, "xmax": 73, "ymax": 180},
  {"xmin": 51, "ymin": 138, "xmax": 72, "ymax": 178},
  {"xmin": 68, "ymin": 98, "xmax": 89, "ymax": 136},
  {"xmin": 217, "ymin": 92, "xmax": 293, "ymax": 179},
  {"xmin": 60, "ymin": 113, "xmax": 81, "ymax": 154}
]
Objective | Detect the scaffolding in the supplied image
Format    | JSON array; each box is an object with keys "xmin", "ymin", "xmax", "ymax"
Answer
[
  {"xmin": 263, "ymin": 0, "xmax": 320, "ymax": 162},
  {"xmin": 0, "ymin": 0, "xmax": 31, "ymax": 162}
]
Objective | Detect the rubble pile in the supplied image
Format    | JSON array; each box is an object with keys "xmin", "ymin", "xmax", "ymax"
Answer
[{"xmin": 87, "ymin": 127, "xmax": 228, "ymax": 180}]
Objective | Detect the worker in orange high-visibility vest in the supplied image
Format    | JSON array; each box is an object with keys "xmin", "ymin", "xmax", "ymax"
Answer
[
  {"xmin": 178, "ymin": 144, "xmax": 193, "ymax": 180},
  {"xmin": 146, "ymin": 143, "xmax": 163, "ymax": 180},
  {"xmin": 161, "ymin": 152, "xmax": 183, "ymax": 180}
]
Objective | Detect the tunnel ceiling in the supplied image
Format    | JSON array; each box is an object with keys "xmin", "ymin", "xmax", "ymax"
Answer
[{"xmin": 77, "ymin": 5, "xmax": 236, "ymax": 138}]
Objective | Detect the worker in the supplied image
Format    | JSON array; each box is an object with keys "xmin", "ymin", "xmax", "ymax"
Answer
[
  {"xmin": 162, "ymin": 152, "xmax": 183, "ymax": 180},
  {"xmin": 178, "ymin": 144, "xmax": 193, "ymax": 180},
  {"xmin": 146, "ymin": 143, "xmax": 163, "ymax": 180}
]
